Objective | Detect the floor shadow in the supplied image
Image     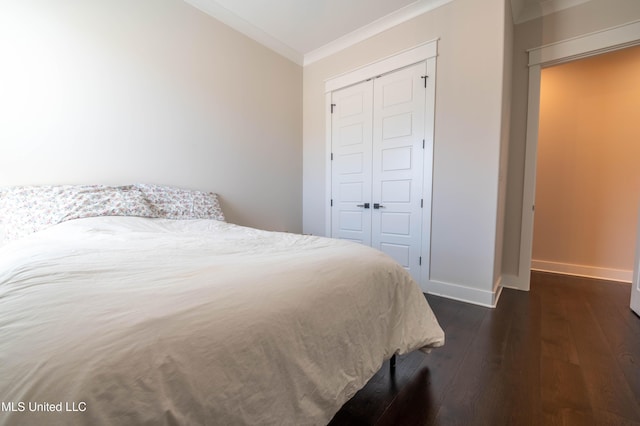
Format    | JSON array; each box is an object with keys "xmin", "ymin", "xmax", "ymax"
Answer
[{"xmin": 375, "ymin": 367, "xmax": 435, "ymax": 426}]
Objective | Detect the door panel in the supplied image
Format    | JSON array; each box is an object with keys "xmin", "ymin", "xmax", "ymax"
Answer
[
  {"xmin": 380, "ymin": 212, "xmax": 411, "ymax": 235},
  {"xmin": 382, "ymin": 113, "xmax": 413, "ymax": 139},
  {"xmin": 331, "ymin": 80, "xmax": 373, "ymax": 245},
  {"xmin": 380, "ymin": 243, "xmax": 410, "ymax": 268},
  {"xmin": 336, "ymin": 152, "xmax": 365, "ymax": 174},
  {"xmin": 381, "ymin": 180, "xmax": 411, "ymax": 202},
  {"xmin": 381, "ymin": 147, "xmax": 412, "ymax": 170},
  {"xmin": 372, "ymin": 63, "xmax": 426, "ymax": 282}
]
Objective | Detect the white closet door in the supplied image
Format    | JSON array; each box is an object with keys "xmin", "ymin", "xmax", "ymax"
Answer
[
  {"xmin": 371, "ymin": 62, "xmax": 426, "ymax": 282},
  {"xmin": 330, "ymin": 80, "xmax": 373, "ymax": 245}
]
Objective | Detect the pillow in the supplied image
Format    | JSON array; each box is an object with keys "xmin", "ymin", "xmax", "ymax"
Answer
[
  {"xmin": 60, "ymin": 185, "xmax": 155, "ymax": 222},
  {"xmin": 0, "ymin": 185, "xmax": 75, "ymax": 243},
  {"xmin": 0, "ymin": 184, "xmax": 225, "ymax": 244},
  {"xmin": 0, "ymin": 185, "xmax": 155, "ymax": 243},
  {"xmin": 134, "ymin": 184, "xmax": 225, "ymax": 221}
]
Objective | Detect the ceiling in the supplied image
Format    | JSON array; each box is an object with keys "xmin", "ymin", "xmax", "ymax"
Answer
[{"xmin": 184, "ymin": 0, "xmax": 591, "ymax": 66}]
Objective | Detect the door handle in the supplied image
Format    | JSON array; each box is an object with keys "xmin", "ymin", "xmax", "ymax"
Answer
[
  {"xmin": 373, "ymin": 203, "xmax": 385, "ymax": 209},
  {"xmin": 356, "ymin": 203, "xmax": 370, "ymax": 209}
]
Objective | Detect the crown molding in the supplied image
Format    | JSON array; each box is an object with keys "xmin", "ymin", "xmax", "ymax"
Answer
[
  {"xmin": 184, "ymin": 0, "xmax": 453, "ymax": 68},
  {"xmin": 184, "ymin": 0, "xmax": 304, "ymax": 65},
  {"xmin": 304, "ymin": 0, "xmax": 452, "ymax": 66}
]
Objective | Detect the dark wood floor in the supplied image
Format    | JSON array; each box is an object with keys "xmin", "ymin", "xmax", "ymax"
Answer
[{"xmin": 329, "ymin": 271, "xmax": 640, "ymax": 425}]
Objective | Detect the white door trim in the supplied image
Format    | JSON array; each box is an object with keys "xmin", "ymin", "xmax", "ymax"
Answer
[
  {"xmin": 516, "ymin": 19, "xmax": 640, "ymax": 291},
  {"xmin": 324, "ymin": 40, "xmax": 439, "ymax": 238},
  {"xmin": 324, "ymin": 40, "xmax": 438, "ymax": 93},
  {"xmin": 420, "ymin": 57, "xmax": 436, "ymax": 288},
  {"xmin": 631, "ymin": 201, "xmax": 640, "ymax": 315},
  {"xmin": 528, "ymin": 19, "xmax": 640, "ymax": 67}
]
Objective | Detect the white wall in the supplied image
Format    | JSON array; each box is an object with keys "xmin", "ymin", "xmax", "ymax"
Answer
[
  {"xmin": 0, "ymin": 0, "xmax": 303, "ymax": 232},
  {"xmin": 303, "ymin": 0, "xmax": 508, "ymax": 305},
  {"xmin": 502, "ymin": 0, "xmax": 640, "ymax": 282}
]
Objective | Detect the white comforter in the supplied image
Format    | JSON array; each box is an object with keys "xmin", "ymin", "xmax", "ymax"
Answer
[{"xmin": 0, "ymin": 217, "xmax": 444, "ymax": 426}]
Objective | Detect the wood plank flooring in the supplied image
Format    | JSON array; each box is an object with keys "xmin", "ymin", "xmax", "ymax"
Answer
[{"xmin": 329, "ymin": 271, "xmax": 640, "ymax": 425}]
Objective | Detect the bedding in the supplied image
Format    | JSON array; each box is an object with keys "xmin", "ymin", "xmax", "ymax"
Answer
[
  {"xmin": 0, "ymin": 216, "xmax": 444, "ymax": 426},
  {"xmin": 0, "ymin": 184, "xmax": 224, "ymax": 246}
]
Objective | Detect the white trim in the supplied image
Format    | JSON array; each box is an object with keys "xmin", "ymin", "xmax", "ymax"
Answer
[
  {"xmin": 631, "ymin": 201, "xmax": 640, "ymax": 314},
  {"xmin": 420, "ymin": 57, "xmax": 437, "ymax": 287},
  {"xmin": 183, "ymin": 0, "xmax": 303, "ymax": 65},
  {"xmin": 184, "ymin": 0, "xmax": 451, "ymax": 67},
  {"xmin": 422, "ymin": 279, "xmax": 503, "ymax": 308},
  {"xmin": 324, "ymin": 92, "xmax": 333, "ymax": 237},
  {"xmin": 501, "ymin": 273, "xmax": 524, "ymax": 290},
  {"xmin": 518, "ymin": 21, "xmax": 640, "ymax": 291},
  {"xmin": 531, "ymin": 260, "xmax": 633, "ymax": 283},
  {"xmin": 528, "ymin": 19, "xmax": 640, "ymax": 66},
  {"xmin": 324, "ymin": 40, "xmax": 438, "ymax": 93},
  {"xmin": 515, "ymin": 64, "xmax": 541, "ymax": 291},
  {"xmin": 305, "ymin": 0, "xmax": 451, "ymax": 66}
]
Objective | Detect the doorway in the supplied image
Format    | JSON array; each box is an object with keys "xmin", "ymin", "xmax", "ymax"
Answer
[
  {"xmin": 516, "ymin": 20, "xmax": 640, "ymax": 291},
  {"xmin": 532, "ymin": 45, "xmax": 640, "ymax": 283}
]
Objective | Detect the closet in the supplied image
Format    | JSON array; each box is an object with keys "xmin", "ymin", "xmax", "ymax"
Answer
[{"xmin": 328, "ymin": 57, "xmax": 435, "ymax": 284}]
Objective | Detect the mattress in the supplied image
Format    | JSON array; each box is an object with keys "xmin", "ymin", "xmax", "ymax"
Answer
[{"xmin": 0, "ymin": 216, "xmax": 444, "ymax": 425}]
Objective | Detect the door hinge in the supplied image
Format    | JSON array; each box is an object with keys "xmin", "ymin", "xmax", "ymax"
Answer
[
  {"xmin": 331, "ymin": 199, "xmax": 333, "ymax": 207},
  {"xmin": 422, "ymin": 139, "xmax": 425, "ymax": 149},
  {"xmin": 421, "ymin": 199, "xmax": 424, "ymax": 208},
  {"xmin": 331, "ymin": 103, "xmax": 336, "ymax": 114},
  {"xmin": 419, "ymin": 256, "xmax": 422, "ymax": 266},
  {"xmin": 331, "ymin": 152, "xmax": 334, "ymax": 161},
  {"xmin": 421, "ymin": 75, "xmax": 428, "ymax": 88}
]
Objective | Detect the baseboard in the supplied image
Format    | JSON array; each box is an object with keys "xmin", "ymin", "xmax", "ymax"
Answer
[
  {"xmin": 531, "ymin": 260, "xmax": 632, "ymax": 283},
  {"xmin": 421, "ymin": 279, "xmax": 501, "ymax": 308}
]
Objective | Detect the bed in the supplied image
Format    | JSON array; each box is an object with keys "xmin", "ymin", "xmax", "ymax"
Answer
[{"xmin": 0, "ymin": 184, "xmax": 444, "ymax": 426}]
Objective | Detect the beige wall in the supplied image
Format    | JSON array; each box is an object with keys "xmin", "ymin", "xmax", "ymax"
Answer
[
  {"xmin": 0, "ymin": 0, "xmax": 303, "ymax": 232},
  {"xmin": 303, "ymin": 0, "xmax": 508, "ymax": 300},
  {"xmin": 533, "ymin": 45, "xmax": 640, "ymax": 275},
  {"xmin": 502, "ymin": 0, "xmax": 640, "ymax": 279}
]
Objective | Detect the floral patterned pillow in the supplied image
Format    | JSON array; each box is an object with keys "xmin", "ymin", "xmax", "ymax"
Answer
[
  {"xmin": 0, "ymin": 184, "xmax": 225, "ymax": 245},
  {"xmin": 134, "ymin": 184, "xmax": 225, "ymax": 222},
  {"xmin": 0, "ymin": 185, "xmax": 155, "ymax": 244}
]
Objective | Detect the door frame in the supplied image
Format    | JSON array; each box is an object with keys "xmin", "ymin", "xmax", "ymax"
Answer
[
  {"xmin": 324, "ymin": 40, "xmax": 438, "ymax": 287},
  {"xmin": 632, "ymin": 201, "xmax": 640, "ymax": 315},
  {"xmin": 515, "ymin": 19, "xmax": 640, "ymax": 291}
]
